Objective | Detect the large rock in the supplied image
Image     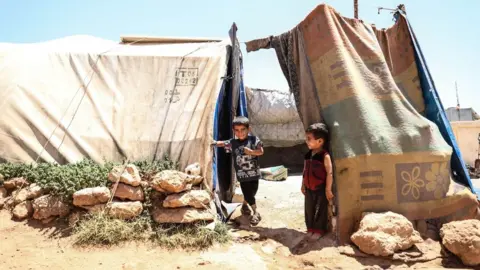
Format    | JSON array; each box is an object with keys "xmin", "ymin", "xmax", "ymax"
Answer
[
  {"xmin": 0, "ymin": 187, "xmax": 7, "ymax": 199},
  {"xmin": 12, "ymin": 184, "xmax": 45, "ymax": 205},
  {"xmin": 151, "ymin": 170, "xmax": 203, "ymax": 193},
  {"xmin": 151, "ymin": 170, "xmax": 191, "ymax": 193},
  {"xmin": 163, "ymin": 190, "xmax": 211, "ymax": 209},
  {"xmin": 3, "ymin": 177, "xmax": 30, "ymax": 190},
  {"xmin": 82, "ymin": 204, "xmax": 106, "ymax": 214},
  {"xmin": 185, "ymin": 162, "xmax": 201, "ymax": 176},
  {"xmin": 190, "ymin": 175, "xmax": 203, "ymax": 186},
  {"xmin": 32, "ymin": 195, "xmax": 70, "ymax": 220},
  {"xmin": 3, "ymin": 196, "xmax": 15, "ymax": 209},
  {"xmin": 108, "ymin": 164, "xmax": 141, "ymax": 187},
  {"xmin": 113, "ymin": 183, "xmax": 144, "ymax": 201},
  {"xmin": 440, "ymin": 219, "xmax": 480, "ymax": 266},
  {"xmin": 26, "ymin": 184, "xmax": 45, "ymax": 200},
  {"xmin": 0, "ymin": 187, "xmax": 6, "ymax": 209},
  {"xmin": 107, "ymin": 201, "xmax": 143, "ymax": 220},
  {"xmin": 73, "ymin": 187, "xmax": 111, "ymax": 207},
  {"xmin": 12, "ymin": 201, "xmax": 33, "ymax": 220},
  {"xmin": 351, "ymin": 212, "xmax": 423, "ymax": 256},
  {"xmin": 152, "ymin": 206, "xmax": 214, "ymax": 223},
  {"xmin": 12, "ymin": 188, "xmax": 29, "ymax": 205}
]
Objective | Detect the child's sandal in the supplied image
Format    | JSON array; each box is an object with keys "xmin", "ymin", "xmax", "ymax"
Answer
[{"xmin": 250, "ymin": 213, "xmax": 261, "ymax": 226}]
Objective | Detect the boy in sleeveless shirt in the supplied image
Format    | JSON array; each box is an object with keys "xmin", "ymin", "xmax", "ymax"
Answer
[{"xmin": 301, "ymin": 123, "xmax": 334, "ymax": 240}]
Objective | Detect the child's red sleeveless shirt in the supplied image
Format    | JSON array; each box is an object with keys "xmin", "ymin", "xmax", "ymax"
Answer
[{"xmin": 303, "ymin": 150, "xmax": 328, "ymax": 190}]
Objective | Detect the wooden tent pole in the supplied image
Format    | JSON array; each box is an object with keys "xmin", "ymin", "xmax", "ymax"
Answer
[{"xmin": 354, "ymin": 0, "xmax": 359, "ymax": 19}]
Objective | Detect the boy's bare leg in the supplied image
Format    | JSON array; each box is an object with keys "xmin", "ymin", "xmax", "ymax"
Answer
[
  {"xmin": 308, "ymin": 232, "xmax": 324, "ymax": 241},
  {"xmin": 241, "ymin": 201, "xmax": 252, "ymax": 216},
  {"xmin": 250, "ymin": 204, "xmax": 261, "ymax": 225}
]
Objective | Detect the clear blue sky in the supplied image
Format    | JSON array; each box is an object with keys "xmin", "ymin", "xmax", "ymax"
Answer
[{"xmin": 1, "ymin": 0, "xmax": 479, "ymax": 113}]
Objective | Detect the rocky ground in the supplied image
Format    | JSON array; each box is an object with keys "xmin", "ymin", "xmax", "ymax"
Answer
[{"xmin": 0, "ymin": 175, "xmax": 476, "ymax": 269}]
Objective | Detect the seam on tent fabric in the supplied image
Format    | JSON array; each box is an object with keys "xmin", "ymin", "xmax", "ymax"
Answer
[{"xmin": 151, "ymin": 42, "xmax": 218, "ymax": 161}]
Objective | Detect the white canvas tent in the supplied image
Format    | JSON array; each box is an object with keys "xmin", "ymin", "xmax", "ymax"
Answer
[
  {"xmin": 0, "ymin": 30, "xmax": 245, "ymax": 201},
  {"xmin": 246, "ymin": 87, "xmax": 304, "ymax": 147},
  {"xmin": 246, "ymin": 87, "xmax": 307, "ymax": 172}
]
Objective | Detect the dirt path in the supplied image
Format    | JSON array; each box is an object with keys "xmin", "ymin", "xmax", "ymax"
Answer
[{"xmin": 0, "ymin": 176, "xmax": 469, "ymax": 269}]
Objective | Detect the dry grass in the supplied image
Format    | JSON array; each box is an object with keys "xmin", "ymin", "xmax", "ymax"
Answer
[
  {"xmin": 152, "ymin": 222, "xmax": 231, "ymax": 250},
  {"xmin": 72, "ymin": 213, "xmax": 151, "ymax": 246},
  {"xmin": 72, "ymin": 213, "xmax": 230, "ymax": 249}
]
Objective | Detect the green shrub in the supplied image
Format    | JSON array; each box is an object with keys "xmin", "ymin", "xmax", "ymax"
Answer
[
  {"xmin": 0, "ymin": 160, "xmax": 114, "ymax": 201},
  {"xmin": 36, "ymin": 160, "xmax": 114, "ymax": 201},
  {"xmin": 0, "ymin": 157, "xmax": 177, "ymax": 202},
  {"xmin": 132, "ymin": 156, "xmax": 178, "ymax": 182},
  {"xmin": 0, "ymin": 162, "xmax": 36, "ymax": 181}
]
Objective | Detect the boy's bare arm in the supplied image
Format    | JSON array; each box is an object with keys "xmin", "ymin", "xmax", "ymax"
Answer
[
  {"xmin": 244, "ymin": 145, "xmax": 264, "ymax": 156},
  {"xmin": 324, "ymin": 154, "xmax": 334, "ymax": 200},
  {"xmin": 212, "ymin": 140, "xmax": 225, "ymax": 147}
]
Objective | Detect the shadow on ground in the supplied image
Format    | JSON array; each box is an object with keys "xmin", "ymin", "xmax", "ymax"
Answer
[
  {"xmin": 23, "ymin": 216, "xmax": 72, "ymax": 239},
  {"xmin": 231, "ymin": 224, "xmax": 336, "ymax": 255}
]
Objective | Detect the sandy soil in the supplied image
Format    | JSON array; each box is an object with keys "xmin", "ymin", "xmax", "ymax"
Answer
[{"xmin": 0, "ymin": 176, "xmax": 472, "ymax": 270}]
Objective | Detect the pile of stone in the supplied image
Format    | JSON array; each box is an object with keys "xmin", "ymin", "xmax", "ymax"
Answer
[
  {"xmin": 150, "ymin": 162, "xmax": 215, "ymax": 224},
  {"xmin": 0, "ymin": 177, "xmax": 70, "ymax": 223},
  {"xmin": 350, "ymin": 211, "xmax": 480, "ymax": 267},
  {"xmin": 72, "ymin": 164, "xmax": 144, "ymax": 220},
  {"xmin": 351, "ymin": 211, "xmax": 423, "ymax": 257},
  {"xmin": 1, "ymin": 162, "xmax": 215, "ymax": 225},
  {"xmin": 69, "ymin": 162, "xmax": 214, "ymax": 223},
  {"xmin": 440, "ymin": 219, "xmax": 480, "ymax": 267}
]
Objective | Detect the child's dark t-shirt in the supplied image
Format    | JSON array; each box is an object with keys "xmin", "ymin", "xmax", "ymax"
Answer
[{"xmin": 224, "ymin": 135, "xmax": 263, "ymax": 183}]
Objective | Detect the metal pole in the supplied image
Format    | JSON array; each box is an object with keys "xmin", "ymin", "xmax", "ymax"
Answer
[
  {"xmin": 456, "ymin": 81, "xmax": 461, "ymax": 121},
  {"xmin": 354, "ymin": 0, "xmax": 359, "ymax": 18}
]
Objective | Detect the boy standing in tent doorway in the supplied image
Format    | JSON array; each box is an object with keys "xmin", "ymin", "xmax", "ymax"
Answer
[
  {"xmin": 212, "ymin": 116, "xmax": 264, "ymax": 225},
  {"xmin": 300, "ymin": 123, "xmax": 334, "ymax": 243}
]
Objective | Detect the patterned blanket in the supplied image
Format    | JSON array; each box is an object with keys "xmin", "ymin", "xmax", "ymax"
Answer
[{"xmin": 246, "ymin": 4, "xmax": 479, "ymax": 243}]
